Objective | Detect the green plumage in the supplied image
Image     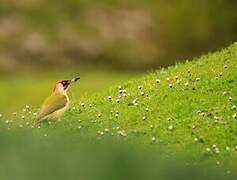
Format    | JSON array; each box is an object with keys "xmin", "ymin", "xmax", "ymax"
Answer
[{"xmin": 35, "ymin": 93, "xmax": 67, "ymax": 123}]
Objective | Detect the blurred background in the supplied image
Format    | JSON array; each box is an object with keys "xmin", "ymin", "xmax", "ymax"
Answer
[{"xmin": 0, "ymin": 0, "xmax": 237, "ymax": 113}]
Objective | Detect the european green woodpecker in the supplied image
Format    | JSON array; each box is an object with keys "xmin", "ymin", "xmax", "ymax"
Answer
[{"xmin": 35, "ymin": 77, "xmax": 80, "ymax": 124}]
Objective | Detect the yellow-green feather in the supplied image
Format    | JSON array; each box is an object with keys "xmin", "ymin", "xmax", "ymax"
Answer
[{"xmin": 35, "ymin": 93, "xmax": 67, "ymax": 122}]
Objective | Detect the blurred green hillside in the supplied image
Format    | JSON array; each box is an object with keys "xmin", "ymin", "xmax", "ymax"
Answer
[{"xmin": 0, "ymin": 0, "xmax": 237, "ymax": 71}]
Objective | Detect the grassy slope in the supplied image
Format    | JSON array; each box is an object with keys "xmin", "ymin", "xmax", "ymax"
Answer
[
  {"xmin": 0, "ymin": 43, "xmax": 237, "ymax": 179},
  {"xmin": 61, "ymin": 43, "xmax": 237, "ymax": 155}
]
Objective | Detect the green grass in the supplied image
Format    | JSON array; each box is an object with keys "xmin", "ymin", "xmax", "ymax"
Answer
[{"xmin": 1, "ymin": 43, "xmax": 237, "ymax": 179}]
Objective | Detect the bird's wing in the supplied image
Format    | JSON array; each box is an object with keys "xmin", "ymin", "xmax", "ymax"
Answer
[{"xmin": 35, "ymin": 93, "xmax": 67, "ymax": 122}]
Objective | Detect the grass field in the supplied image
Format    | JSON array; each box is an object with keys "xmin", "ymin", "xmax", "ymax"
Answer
[{"xmin": 0, "ymin": 43, "xmax": 237, "ymax": 180}]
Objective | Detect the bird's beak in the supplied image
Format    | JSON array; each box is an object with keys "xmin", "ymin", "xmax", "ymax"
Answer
[{"xmin": 70, "ymin": 77, "xmax": 80, "ymax": 84}]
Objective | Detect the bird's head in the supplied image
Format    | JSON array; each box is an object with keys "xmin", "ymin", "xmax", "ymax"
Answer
[{"xmin": 53, "ymin": 77, "xmax": 80, "ymax": 94}]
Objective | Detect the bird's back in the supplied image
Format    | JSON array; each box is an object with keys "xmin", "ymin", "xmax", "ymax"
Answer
[{"xmin": 35, "ymin": 93, "xmax": 68, "ymax": 123}]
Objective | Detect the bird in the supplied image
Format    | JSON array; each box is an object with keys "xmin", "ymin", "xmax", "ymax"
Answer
[{"xmin": 34, "ymin": 77, "xmax": 80, "ymax": 124}]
